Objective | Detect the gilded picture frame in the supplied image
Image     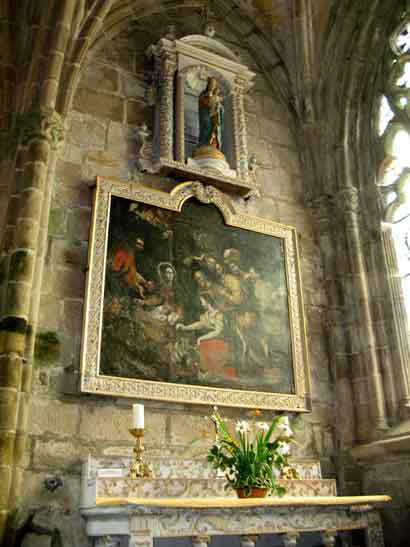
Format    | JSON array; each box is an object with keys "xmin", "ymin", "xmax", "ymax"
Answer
[{"xmin": 80, "ymin": 177, "xmax": 310, "ymax": 411}]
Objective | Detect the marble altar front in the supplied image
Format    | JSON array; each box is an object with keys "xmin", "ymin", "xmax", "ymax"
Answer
[{"xmin": 80, "ymin": 457, "xmax": 390, "ymax": 547}]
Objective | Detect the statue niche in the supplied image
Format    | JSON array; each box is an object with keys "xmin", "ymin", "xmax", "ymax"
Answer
[{"xmin": 138, "ymin": 32, "xmax": 256, "ymax": 194}]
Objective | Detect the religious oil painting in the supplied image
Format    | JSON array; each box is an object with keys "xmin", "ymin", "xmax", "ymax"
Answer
[{"xmin": 81, "ymin": 178, "xmax": 310, "ymax": 411}]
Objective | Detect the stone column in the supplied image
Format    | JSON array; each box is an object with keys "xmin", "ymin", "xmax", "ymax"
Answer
[
  {"xmin": 231, "ymin": 77, "xmax": 249, "ymax": 181},
  {"xmin": 281, "ymin": 532, "xmax": 300, "ymax": 546},
  {"xmin": 320, "ymin": 530, "xmax": 337, "ymax": 546},
  {"xmin": 0, "ymin": 108, "xmax": 64, "ymax": 544},
  {"xmin": 240, "ymin": 535, "xmax": 258, "ymax": 547},
  {"xmin": 0, "ymin": 137, "xmax": 22, "ymax": 318},
  {"xmin": 175, "ymin": 72, "xmax": 186, "ymax": 163},
  {"xmin": 310, "ymin": 195, "xmax": 356, "ymax": 451},
  {"xmin": 192, "ymin": 535, "xmax": 211, "ymax": 547},
  {"xmin": 381, "ymin": 224, "xmax": 410, "ymax": 414},
  {"xmin": 158, "ymin": 53, "xmax": 176, "ymax": 161},
  {"xmin": 337, "ymin": 185, "xmax": 388, "ymax": 437}
]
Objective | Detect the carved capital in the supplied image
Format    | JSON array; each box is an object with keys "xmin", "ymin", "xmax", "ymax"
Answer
[
  {"xmin": 19, "ymin": 108, "xmax": 65, "ymax": 150},
  {"xmin": 152, "ymin": 42, "xmax": 177, "ymax": 82},
  {"xmin": 232, "ymin": 76, "xmax": 248, "ymax": 96}
]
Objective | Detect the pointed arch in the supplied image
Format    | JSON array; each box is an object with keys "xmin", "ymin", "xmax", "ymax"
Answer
[{"xmin": 57, "ymin": 0, "xmax": 295, "ymax": 120}]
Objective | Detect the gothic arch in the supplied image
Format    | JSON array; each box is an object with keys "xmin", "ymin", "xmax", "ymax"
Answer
[{"xmin": 57, "ymin": 0, "xmax": 295, "ymax": 121}]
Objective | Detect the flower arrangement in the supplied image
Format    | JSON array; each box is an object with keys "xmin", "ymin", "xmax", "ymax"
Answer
[{"xmin": 207, "ymin": 408, "xmax": 296, "ymax": 497}]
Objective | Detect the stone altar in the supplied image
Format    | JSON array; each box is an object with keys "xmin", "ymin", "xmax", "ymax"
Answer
[{"xmin": 80, "ymin": 457, "xmax": 390, "ymax": 547}]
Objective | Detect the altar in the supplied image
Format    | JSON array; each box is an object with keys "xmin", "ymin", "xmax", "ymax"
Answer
[
  {"xmin": 77, "ymin": 23, "xmax": 391, "ymax": 547},
  {"xmin": 80, "ymin": 457, "xmax": 390, "ymax": 547}
]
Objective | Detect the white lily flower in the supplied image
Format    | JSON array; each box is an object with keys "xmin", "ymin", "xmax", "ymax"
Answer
[
  {"xmin": 277, "ymin": 442, "xmax": 291, "ymax": 456},
  {"xmin": 277, "ymin": 416, "xmax": 293, "ymax": 437},
  {"xmin": 256, "ymin": 421, "xmax": 269, "ymax": 432},
  {"xmin": 235, "ymin": 420, "xmax": 251, "ymax": 434},
  {"xmin": 272, "ymin": 466, "xmax": 281, "ymax": 479}
]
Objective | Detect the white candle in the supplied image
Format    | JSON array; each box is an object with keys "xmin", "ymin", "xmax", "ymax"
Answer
[{"xmin": 132, "ymin": 404, "xmax": 144, "ymax": 429}]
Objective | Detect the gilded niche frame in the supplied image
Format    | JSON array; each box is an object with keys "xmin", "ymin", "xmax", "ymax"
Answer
[{"xmin": 80, "ymin": 177, "xmax": 310, "ymax": 411}]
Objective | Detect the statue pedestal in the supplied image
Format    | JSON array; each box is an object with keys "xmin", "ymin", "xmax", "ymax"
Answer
[{"xmin": 188, "ymin": 146, "xmax": 236, "ymax": 178}]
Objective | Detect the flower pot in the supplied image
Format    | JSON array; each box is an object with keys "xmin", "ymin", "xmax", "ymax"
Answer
[{"xmin": 235, "ymin": 487, "xmax": 269, "ymax": 499}]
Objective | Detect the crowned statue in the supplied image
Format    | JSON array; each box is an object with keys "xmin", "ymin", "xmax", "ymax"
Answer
[
  {"xmin": 198, "ymin": 77, "xmax": 224, "ymax": 150},
  {"xmin": 193, "ymin": 76, "xmax": 227, "ymax": 164}
]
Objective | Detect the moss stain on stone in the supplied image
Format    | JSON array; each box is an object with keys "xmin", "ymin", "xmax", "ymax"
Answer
[{"xmin": 34, "ymin": 331, "xmax": 61, "ymax": 366}]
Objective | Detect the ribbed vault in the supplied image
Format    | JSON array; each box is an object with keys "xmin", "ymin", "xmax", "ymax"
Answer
[
  {"xmin": 305, "ymin": 0, "xmax": 403, "ymax": 198},
  {"xmin": 57, "ymin": 0, "xmax": 296, "ymax": 120}
]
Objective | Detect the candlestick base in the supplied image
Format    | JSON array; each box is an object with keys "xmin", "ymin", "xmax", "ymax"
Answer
[{"xmin": 128, "ymin": 428, "xmax": 155, "ymax": 479}]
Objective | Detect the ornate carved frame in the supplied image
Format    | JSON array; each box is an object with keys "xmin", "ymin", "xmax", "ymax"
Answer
[{"xmin": 80, "ymin": 177, "xmax": 310, "ymax": 411}]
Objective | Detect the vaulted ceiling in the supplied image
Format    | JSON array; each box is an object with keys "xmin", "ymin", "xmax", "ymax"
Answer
[
  {"xmin": 0, "ymin": 0, "xmax": 403, "ymax": 119},
  {"xmin": 0, "ymin": 0, "xmax": 405, "ymax": 197}
]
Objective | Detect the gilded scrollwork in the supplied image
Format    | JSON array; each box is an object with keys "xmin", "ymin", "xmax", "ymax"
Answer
[{"xmin": 80, "ymin": 177, "xmax": 310, "ymax": 411}]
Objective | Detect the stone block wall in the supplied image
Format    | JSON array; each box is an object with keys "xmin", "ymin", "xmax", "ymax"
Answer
[
  {"xmin": 361, "ymin": 456, "xmax": 410, "ymax": 547},
  {"xmin": 21, "ymin": 16, "xmax": 336, "ymax": 547}
]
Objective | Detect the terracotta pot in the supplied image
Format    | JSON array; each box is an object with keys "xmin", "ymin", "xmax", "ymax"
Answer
[{"xmin": 235, "ymin": 487, "xmax": 269, "ymax": 499}]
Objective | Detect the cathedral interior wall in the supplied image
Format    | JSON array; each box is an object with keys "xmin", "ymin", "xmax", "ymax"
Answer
[{"xmin": 20, "ymin": 14, "xmax": 338, "ymax": 546}]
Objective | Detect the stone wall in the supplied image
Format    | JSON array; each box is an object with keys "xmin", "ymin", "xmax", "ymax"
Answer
[
  {"xmin": 361, "ymin": 455, "xmax": 410, "ymax": 547},
  {"xmin": 21, "ymin": 16, "xmax": 336, "ymax": 547}
]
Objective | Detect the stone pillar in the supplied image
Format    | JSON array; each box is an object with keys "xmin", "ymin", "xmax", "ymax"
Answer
[
  {"xmin": 0, "ymin": 108, "xmax": 64, "ymax": 544},
  {"xmin": 337, "ymin": 185, "xmax": 388, "ymax": 437},
  {"xmin": 320, "ymin": 530, "xmax": 337, "ymax": 546},
  {"xmin": 381, "ymin": 224, "xmax": 410, "ymax": 414},
  {"xmin": 231, "ymin": 77, "xmax": 249, "ymax": 180},
  {"xmin": 240, "ymin": 535, "xmax": 258, "ymax": 547},
  {"xmin": 192, "ymin": 535, "xmax": 211, "ymax": 547},
  {"xmin": 310, "ymin": 195, "xmax": 356, "ymax": 451},
  {"xmin": 281, "ymin": 532, "xmax": 300, "ymax": 546},
  {"xmin": 175, "ymin": 72, "xmax": 186, "ymax": 163},
  {"xmin": 0, "ymin": 138, "xmax": 22, "ymax": 319},
  {"xmin": 158, "ymin": 53, "xmax": 176, "ymax": 161}
]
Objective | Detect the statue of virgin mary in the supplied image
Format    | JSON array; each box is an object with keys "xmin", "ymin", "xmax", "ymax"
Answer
[{"xmin": 197, "ymin": 77, "xmax": 224, "ymax": 151}]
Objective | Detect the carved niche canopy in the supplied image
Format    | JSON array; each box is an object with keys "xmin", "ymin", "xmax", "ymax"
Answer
[{"xmin": 136, "ymin": 32, "xmax": 256, "ymax": 195}]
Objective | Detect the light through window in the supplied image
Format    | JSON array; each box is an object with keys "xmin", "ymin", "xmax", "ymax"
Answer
[{"xmin": 379, "ymin": 17, "xmax": 410, "ymax": 320}]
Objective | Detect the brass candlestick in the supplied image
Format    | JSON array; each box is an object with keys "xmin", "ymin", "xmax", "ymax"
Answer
[{"xmin": 128, "ymin": 428, "xmax": 154, "ymax": 479}]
